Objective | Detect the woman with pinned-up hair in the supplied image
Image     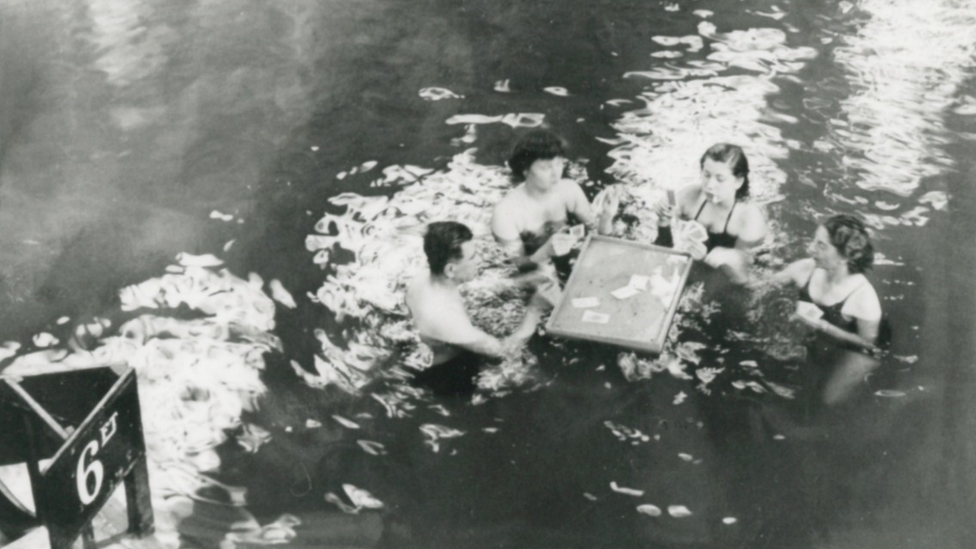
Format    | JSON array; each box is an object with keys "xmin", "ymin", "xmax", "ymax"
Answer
[
  {"xmin": 654, "ymin": 143, "xmax": 767, "ymax": 283},
  {"xmin": 773, "ymin": 214, "xmax": 889, "ymax": 409}
]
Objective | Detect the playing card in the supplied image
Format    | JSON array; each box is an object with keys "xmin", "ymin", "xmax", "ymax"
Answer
[
  {"xmin": 570, "ymin": 224, "xmax": 586, "ymax": 239},
  {"xmin": 551, "ymin": 233, "xmax": 574, "ymax": 256},
  {"xmin": 795, "ymin": 301, "xmax": 824, "ymax": 320},
  {"xmin": 628, "ymin": 275, "xmax": 650, "ymax": 291},
  {"xmin": 612, "ymin": 285, "xmax": 641, "ymax": 300},
  {"xmin": 666, "ymin": 189, "xmax": 676, "ymax": 205},
  {"xmin": 582, "ymin": 310, "xmax": 611, "ymax": 324},
  {"xmin": 572, "ymin": 297, "xmax": 600, "ymax": 308}
]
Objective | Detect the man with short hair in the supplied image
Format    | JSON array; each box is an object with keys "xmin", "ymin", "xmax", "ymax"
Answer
[{"xmin": 406, "ymin": 221, "xmax": 557, "ymax": 392}]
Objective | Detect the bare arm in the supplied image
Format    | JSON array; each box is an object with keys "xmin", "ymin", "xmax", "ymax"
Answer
[
  {"xmin": 770, "ymin": 258, "xmax": 815, "ymax": 287},
  {"xmin": 569, "ymin": 182, "xmax": 619, "ymax": 236},
  {"xmin": 430, "ymin": 296, "xmax": 553, "ymax": 359},
  {"xmin": 733, "ymin": 203, "xmax": 768, "ymax": 250},
  {"xmin": 431, "ymin": 314, "xmax": 510, "ymax": 359},
  {"xmin": 813, "ymin": 317, "xmax": 880, "ymax": 351},
  {"xmin": 450, "ymin": 303, "xmax": 549, "ymax": 359}
]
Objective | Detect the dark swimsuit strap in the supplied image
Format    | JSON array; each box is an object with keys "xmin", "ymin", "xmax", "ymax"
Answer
[
  {"xmin": 694, "ymin": 197, "xmax": 737, "ymax": 233},
  {"xmin": 803, "ymin": 269, "xmax": 866, "ymax": 309}
]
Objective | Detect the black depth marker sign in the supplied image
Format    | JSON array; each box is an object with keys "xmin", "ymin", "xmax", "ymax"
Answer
[{"xmin": 17, "ymin": 368, "xmax": 153, "ymax": 549}]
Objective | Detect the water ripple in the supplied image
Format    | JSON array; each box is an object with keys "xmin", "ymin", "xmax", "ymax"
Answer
[{"xmin": 831, "ymin": 0, "xmax": 976, "ymax": 222}]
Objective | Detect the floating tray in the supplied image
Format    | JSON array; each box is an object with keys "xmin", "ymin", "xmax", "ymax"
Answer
[{"xmin": 545, "ymin": 235, "xmax": 692, "ymax": 354}]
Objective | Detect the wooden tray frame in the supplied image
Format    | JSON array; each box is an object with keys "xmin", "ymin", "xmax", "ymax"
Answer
[{"xmin": 545, "ymin": 235, "xmax": 692, "ymax": 354}]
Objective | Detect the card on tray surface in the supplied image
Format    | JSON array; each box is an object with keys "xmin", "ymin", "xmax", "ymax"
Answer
[
  {"xmin": 572, "ymin": 296, "xmax": 600, "ymax": 308},
  {"xmin": 611, "ymin": 285, "xmax": 641, "ymax": 300},
  {"xmin": 628, "ymin": 275, "xmax": 650, "ymax": 291},
  {"xmin": 581, "ymin": 310, "xmax": 611, "ymax": 324}
]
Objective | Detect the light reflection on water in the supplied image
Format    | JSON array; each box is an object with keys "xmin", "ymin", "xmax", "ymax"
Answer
[
  {"xmin": 832, "ymin": 1, "xmax": 975, "ymax": 196},
  {"xmin": 0, "ymin": 0, "xmax": 974, "ymax": 547}
]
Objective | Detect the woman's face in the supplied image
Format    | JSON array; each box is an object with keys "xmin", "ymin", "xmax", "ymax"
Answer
[
  {"xmin": 525, "ymin": 156, "xmax": 565, "ymax": 192},
  {"xmin": 700, "ymin": 158, "xmax": 743, "ymax": 205},
  {"xmin": 807, "ymin": 225, "xmax": 844, "ymax": 270}
]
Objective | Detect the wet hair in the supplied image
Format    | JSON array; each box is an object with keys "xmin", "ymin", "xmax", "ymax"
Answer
[
  {"xmin": 700, "ymin": 143, "xmax": 750, "ymax": 199},
  {"xmin": 508, "ymin": 129, "xmax": 567, "ymax": 182},
  {"xmin": 823, "ymin": 214, "xmax": 874, "ymax": 273},
  {"xmin": 424, "ymin": 221, "xmax": 473, "ymax": 276}
]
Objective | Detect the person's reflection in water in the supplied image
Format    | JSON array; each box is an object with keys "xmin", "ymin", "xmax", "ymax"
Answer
[{"xmin": 405, "ymin": 221, "xmax": 558, "ymax": 396}]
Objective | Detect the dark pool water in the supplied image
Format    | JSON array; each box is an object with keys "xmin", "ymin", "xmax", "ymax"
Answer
[{"xmin": 1, "ymin": 0, "xmax": 975, "ymax": 547}]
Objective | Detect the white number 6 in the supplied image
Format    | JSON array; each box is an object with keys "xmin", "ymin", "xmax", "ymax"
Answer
[{"xmin": 76, "ymin": 440, "xmax": 104, "ymax": 505}]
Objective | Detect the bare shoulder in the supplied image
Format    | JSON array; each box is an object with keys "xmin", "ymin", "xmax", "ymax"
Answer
[
  {"xmin": 733, "ymin": 201, "xmax": 764, "ymax": 220},
  {"xmin": 731, "ymin": 201, "xmax": 767, "ymax": 238},
  {"xmin": 493, "ymin": 187, "xmax": 520, "ymax": 215},
  {"xmin": 404, "ymin": 276, "xmax": 427, "ymax": 311},
  {"xmin": 556, "ymin": 179, "xmax": 586, "ymax": 200},
  {"xmin": 848, "ymin": 278, "xmax": 882, "ymax": 320},
  {"xmin": 405, "ymin": 275, "xmax": 424, "ymax": 294}
]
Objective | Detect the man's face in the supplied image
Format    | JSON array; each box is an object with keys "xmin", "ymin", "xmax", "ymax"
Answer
[{"xmin": 447, "ymin": 240, "xmax": 479, "ymax": 283}]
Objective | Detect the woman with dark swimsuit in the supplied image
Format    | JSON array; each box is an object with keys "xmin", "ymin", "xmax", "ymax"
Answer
[
  {"xmin": 653, "ymin": 143, "xmax": 767, "ymax": 284},
  {"xmin": 772, "ymin": 214, "xmax": 886, "ymax": 409},
  {"xmin": 761, "ymin": 216, "xmax": 892, "ymax": 537}
]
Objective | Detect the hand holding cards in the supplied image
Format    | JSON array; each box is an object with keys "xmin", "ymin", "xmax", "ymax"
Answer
[
  {"xmin": 795, "ymin": 301, "xmax": 824, "ymax": 323},
  {"xmin": 656, "ymin": 190, "xmax": 677, "ymax": 227},
  {"xmin": 551, "ymin": 225, "xmax": 586, "ymax": 257},
  {"xmin": 531, "ymin": 280, "xmax": 562, "ymax": 309},
  {"xmin": 550, "ymin": 232, "xmax": 575, "ymax": 256}
]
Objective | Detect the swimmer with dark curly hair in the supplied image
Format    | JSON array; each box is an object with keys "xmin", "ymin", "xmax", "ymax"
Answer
[
  {"xmin": 772, "ymin": 214, "xmax": 887, "ymax": 408},
  {"xmin": 492, "ymin": 129, "xmax": 620, "ymax": 269}
]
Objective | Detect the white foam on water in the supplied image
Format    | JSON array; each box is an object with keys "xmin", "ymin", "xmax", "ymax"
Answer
[{"xmin": 419, "ymin": 87, "xmax": 463, "ymax": 100}]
